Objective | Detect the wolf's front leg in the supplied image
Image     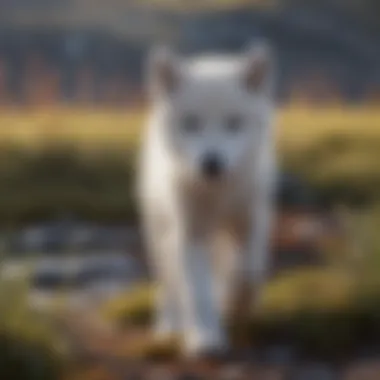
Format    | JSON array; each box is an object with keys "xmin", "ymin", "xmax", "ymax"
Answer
[
  {"xmin": 153, "ymin": 267, "xmax": 180, "ymax": 339},
  {"xmin": 246, "ymin": 178, "xmax": 276, "ymax": 305},
  {"xmin": 250, "ymin": 199, "xmax": 272, "ymax": 303},
  {"xmin": 171, "ymin": 228, "xmax": 227, "ymax": 357},
  {"xmin": 142, "ymin": 214, "xmax": 180, "ymax": 340},
  {"xmin": 213, "ymin": 233, "xmax": 240, "ymax": 319}
]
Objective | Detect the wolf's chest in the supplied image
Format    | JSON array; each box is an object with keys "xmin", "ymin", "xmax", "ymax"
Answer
[{"xmin": 187, "ymin": 185, "xmax": 253, "ymax": 227}]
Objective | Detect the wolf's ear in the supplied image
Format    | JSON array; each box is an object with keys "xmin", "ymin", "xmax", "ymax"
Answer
[
  {"xmin": 241, "ymin": 41, "xmax": 275, "ymax": 94},
  {"xmin": 147, "ymin": 45, "xmax": 180, "ymax": 97}
]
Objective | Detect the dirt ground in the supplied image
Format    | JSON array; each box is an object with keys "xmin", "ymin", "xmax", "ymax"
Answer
[{"xmin": 61, "ymin": 308, "xmax": 380, "ymax": 380}]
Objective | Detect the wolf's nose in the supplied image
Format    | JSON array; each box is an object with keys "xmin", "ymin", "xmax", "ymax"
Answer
[{"xmin": 201, "ymin": 154, "xmax": 223, "ymax": 180}]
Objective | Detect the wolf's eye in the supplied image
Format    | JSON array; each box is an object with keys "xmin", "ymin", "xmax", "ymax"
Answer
[
  {"xmin": 181, "ymin": 114, "xmax": 201, "ymax": 134},
  {"xmin": 225, "ymin": 114, "xmax": 244, "ymax": 133}
]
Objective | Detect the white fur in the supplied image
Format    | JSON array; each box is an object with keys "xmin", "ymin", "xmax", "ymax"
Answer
[{"xmin": 138, "ymin": 42, "xmax": 277, "ymax": 356}]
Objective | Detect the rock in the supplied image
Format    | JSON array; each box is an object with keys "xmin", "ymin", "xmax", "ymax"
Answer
[
  {"xmin": 294, "ymin": 363, "xmax": 337, "ymax": 380},
  {"xmin": 219, "ymin": 364, "xmax": 246, "ymax": 380},
  {"xmin": 263, "ymin": 345, "xmax": 296, "ymax": 366},
  {"xmin": 343, "ymin": 359, "xmax": 380, "ymax": 380},
  {"xmin": 249, "ymin": 367, "xmax": 287, "ymax": 380},
  {"xmin": 177, "ymin": 373, "xmax": 204, "ymax": 380},
  {"xmin": 124, "ymin": 374, "xmax": 143, "ymax": 380},
  {"xmin": 146, "ymin": 367, "xmax": 177, "ymax": 380}
]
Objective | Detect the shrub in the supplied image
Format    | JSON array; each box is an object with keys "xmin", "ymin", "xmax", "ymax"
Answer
[{"xmin": 0, "ymin": 276, "xmax": 65, "ymax": 380}]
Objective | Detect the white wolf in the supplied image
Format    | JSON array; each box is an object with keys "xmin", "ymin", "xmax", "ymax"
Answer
[{"xmin": 138, "ymin": 41, "xmax": 277, "ymax": 357}]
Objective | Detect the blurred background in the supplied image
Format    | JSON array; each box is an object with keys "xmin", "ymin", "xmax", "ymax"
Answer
[{"xmin": 0, "ymin": 1, "xmax": 380, "ymax": 379}]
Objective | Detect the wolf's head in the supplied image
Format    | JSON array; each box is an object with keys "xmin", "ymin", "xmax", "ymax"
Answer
[{"xmin": 147, "ymin": 42, "xmax": 276, "ymax": 185}]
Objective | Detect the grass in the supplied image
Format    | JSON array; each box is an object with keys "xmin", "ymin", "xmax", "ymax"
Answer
[
  {"xmin": 102, "ymin": 269, "xmax": 356, "ymax": 327},
  {"xmin": 0, "ymin": 104, "xmax": 379, "ymax": 366},
  {"xmin": 0, "ymin": 104, "xmax": 379, "ymax": 226},
  {"xmin": 0, "ymin": 275, "xmax": 66, "ymax": 379},
  {"xmin": 0, "ymin": 107, "xmax": 144, "ymax": 150},
  {"xmin": 1, "ymin": 105, "xmax": 379, "ymax": 148},
  {"xmin": 100, "ymin": 268, "xmax": 380, "ymax": 359},
  {"xmin": 99, "ymin": 205, "xmax": 380, "ymax": 359},
  {"xmin": 102, "ymin": 282, "xmax": 154, "ymax": 327},
  {"xmin": 2, "ymin": 105, "xmax": 379, "ymax": 170},
  {"xmin": 278, "ymin": 106, "xmax": 380, "ymax": 200}
]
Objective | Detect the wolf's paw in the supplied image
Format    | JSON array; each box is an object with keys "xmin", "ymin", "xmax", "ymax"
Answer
[
  {"xmin": 183, "ymin": 329, "xmax": 228, "ymax": 360},
  {"xmin": 153, "ymin": 318, "xmax": 180, "ymax": 342}
]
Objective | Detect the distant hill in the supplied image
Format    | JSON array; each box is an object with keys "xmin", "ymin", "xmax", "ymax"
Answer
[{"xmin": 0, "ymin": 0, "xmax": 379, "ymax": 103}]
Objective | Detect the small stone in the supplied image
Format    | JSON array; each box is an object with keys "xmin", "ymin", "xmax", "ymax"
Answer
[
  {"xmin": 177, "ymin": 373, "xmax": 203, "ymax": 380},
  {"xmin": 123, "ymin": 372, "xmax": 143, "ymax": 380},
  {"xmin": 219, "ymin": 364, "xmax": 246, "ymax": 380},
  {"xmin": 247, "ymin": 367, "xmax": 286, "ymax": 380},
  {"xmin": 343, "ymin": 359, "xmax": 380, "ymax": 380},
  {"xmin": 264, "ymin": 345, "xmax": 295, "ymax": 366},
  {"xmin": 146, "ymin": 367, "xmax": 176, "ymax": 380},
  {"xmin": 126, "ymin": 376, "xmax": 141, "ymax": 380},
  {"xmin": 295, "ymin": 363, "xmax": 337, "ymax": 380}
]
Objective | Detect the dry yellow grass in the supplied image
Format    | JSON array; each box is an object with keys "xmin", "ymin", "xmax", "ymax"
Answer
[
  {"xmin": 277, "ymin": 105, "xmax": 380, "ymax": 151},
  {"xmin": 0, "ymin": 104, "xmax": 379, "ymax": 194},
  {"xmin": 0, "ymin": 105, "xmax": 378, "ymax": 148},
  {"xmin": 0, "ymin": 107, "xmax": 145, "ymax": 150}
]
